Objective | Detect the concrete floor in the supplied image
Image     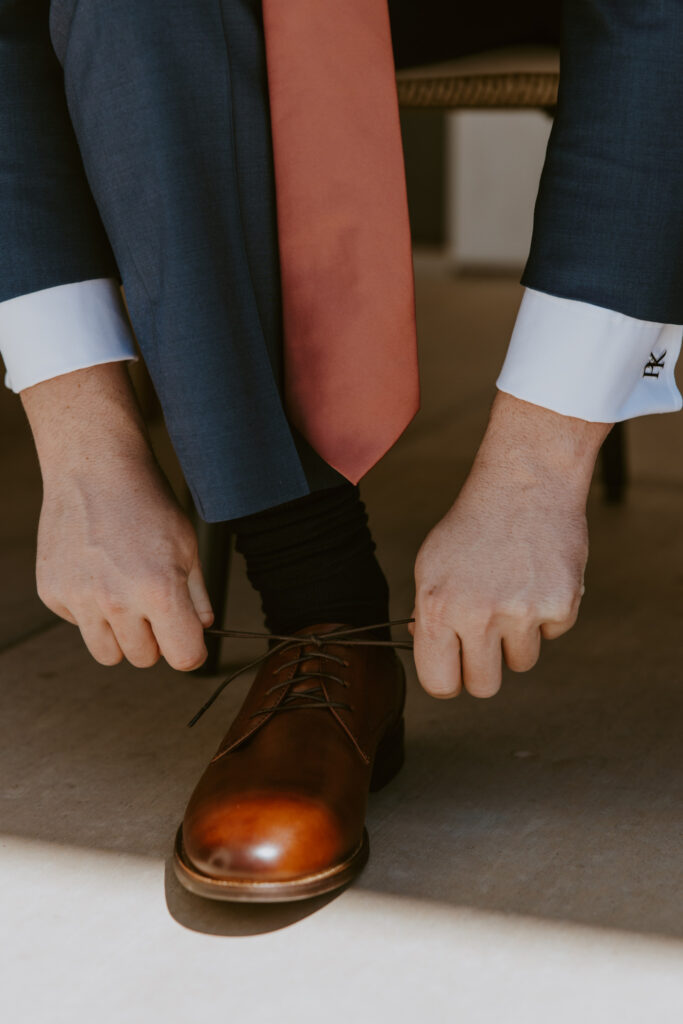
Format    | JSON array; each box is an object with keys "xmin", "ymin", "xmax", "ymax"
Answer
[{"xmin": 1, "ymin": 267, "xmax": 682, "ymax": 1022}]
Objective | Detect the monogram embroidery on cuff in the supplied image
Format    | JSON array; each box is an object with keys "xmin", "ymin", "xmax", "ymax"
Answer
[{"xmin": 643, "ymin": 351, "xmax": 666, "ymax": 378}]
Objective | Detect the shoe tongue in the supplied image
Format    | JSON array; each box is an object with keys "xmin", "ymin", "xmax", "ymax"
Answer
[{"xmin": 291, "ymin": 653, "xmax": 326, "ymax": 691}]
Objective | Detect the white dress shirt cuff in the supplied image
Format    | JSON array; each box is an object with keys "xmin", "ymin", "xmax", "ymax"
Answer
[
  {"xmin": 0, "ymin": 279, "xmax": 137, "ymax": 393},
  {"xmin": 497, "ymin": 289, "xmax": 683, "ymax": 422}
]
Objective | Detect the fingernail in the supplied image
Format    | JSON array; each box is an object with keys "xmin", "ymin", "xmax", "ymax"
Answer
[{"xmin": 427, "ymin": 686, "xmax": 459, "ymax": 700}]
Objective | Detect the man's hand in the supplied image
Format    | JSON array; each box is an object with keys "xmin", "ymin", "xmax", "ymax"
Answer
[
  {"xmin": 412, "ymin": 392, "xmax": 611, "ymax": 698},
  {"xmin": 22, "ymin": 364, "xmax": 213, "ymax": 671}
]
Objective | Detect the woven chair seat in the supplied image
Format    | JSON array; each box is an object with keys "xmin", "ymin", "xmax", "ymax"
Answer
[{"xmin": 396, "ymin": 46, "xmax": 559, "ymax": 110}]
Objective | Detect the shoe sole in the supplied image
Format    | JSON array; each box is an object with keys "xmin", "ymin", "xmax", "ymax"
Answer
[{"xmin": 173, "ymin": 825, "xmax": 370, "ymax": 903}]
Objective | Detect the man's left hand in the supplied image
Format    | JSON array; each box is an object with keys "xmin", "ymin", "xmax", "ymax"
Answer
[{"xmin": 411, "ymin": 392, "xmax": 610, "ymax": 698}]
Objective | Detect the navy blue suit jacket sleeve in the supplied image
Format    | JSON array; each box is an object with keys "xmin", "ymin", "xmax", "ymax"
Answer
[
  {"xmin": 523, "ymin": 0, "xmax": 683, "ymax": 323},
  {"xmin": 0, "ymin": 0, "xmax": 117, "ymax": 304}
]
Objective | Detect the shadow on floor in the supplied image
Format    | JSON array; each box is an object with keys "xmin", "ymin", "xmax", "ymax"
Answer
[{"xmin": 163, "ymin": 858, "xmax": 343, "ymax": 936}]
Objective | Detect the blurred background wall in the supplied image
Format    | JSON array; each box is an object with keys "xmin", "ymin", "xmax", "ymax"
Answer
[{"xmin": 402, "ymin": 108, "xmax": 551, "ymax": 267}]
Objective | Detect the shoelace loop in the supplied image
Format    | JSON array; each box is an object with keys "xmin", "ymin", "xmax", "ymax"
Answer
[
  {"xmin": 187, "ymin": 619, "xmax": 414, "ymax": 728},
  {"xmin": 253, "ymin": 650, "xmax": 352, "ymax": 718}
]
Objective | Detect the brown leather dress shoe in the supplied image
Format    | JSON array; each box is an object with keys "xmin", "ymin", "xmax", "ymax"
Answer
[{"xmin": 174, "ymin": 624, "xmax": 405, "ymax": 902}]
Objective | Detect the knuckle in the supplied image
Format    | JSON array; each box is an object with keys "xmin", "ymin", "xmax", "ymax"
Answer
[
  {"xmin": 413, "ymin": 552, "xmax": 432, "ymax": 587},
  {"xmin": 142, "ymin": 587, "xmax": 171, "ymax": 616},
  {"xmin": 140, "ymin": 571, "xmax": 185, "ymax": 614},
  {"xmin": 460, "ymin": 606, "xmax": 496, "ymax": 635},
  {"xmin": 36, "ymin": 583, "xmax": 59, "ymax": 611},
  {"xmin": 170, "ymin": 523, "xmax": 199, "ymax": 565},
  {"xmin": 182, "ymin": 533, "xmax": 200, "ymax": 563},
  {"xmin": 35, "ymin": 568, "xmax": 50, "ymax": 595},
  {"xmin": 98, "ymin": 595, "xmax": 127, "ymax": 619},
  {"xmin": 415, "ymin": 591, "xmax": 455, "ymax": 631},
  {"xmin": 496, "ymin": 596, "xmax": 537, "ymax": 624},
  {"xmin": 91, "ymin": 585, "xmax": 127, "ymax": 618},
  {"xmin": 510, "ymin": 600, "xmax": 537, "ymax": 623},
  {"xmin": 544, "ymin": 589, "xmax": 578, "ymax": 623},
  {"xmin": 36, "ymin": 570, "xmax": 61, "ymax": 606}
]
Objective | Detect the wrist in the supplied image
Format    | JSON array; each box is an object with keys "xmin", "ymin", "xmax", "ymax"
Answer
[
  {"xmin": 477, "ymin": 392, "xmax": 611, "ymax": 494},
  {"xmin": 21, "ymin": 363, "xmax": 153, "ymax": 482}
]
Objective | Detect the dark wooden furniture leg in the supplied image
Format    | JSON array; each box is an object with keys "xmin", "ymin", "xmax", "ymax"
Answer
[
  {"xmin": 600, "ymin": 421, "xmax": 627, "ymax": 504},
  {"xmin": 191, "ymin": 514, "xmax": 233, "ymax": 675}
]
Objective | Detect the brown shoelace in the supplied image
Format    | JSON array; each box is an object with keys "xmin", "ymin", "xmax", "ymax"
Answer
[{"xmin": 188, "ymin": 619, "xmax": 414, "ymax": 727}]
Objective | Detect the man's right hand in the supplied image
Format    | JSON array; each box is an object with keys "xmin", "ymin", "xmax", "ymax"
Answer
[{"xmin": 21, "ymin": 364, "xmax": 213, "ymax": 671}]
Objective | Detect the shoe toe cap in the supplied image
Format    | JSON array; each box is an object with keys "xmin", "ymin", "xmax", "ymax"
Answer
[{"xmin": 183, "ymin": 791, "xmax": 353, "ymax": 882}]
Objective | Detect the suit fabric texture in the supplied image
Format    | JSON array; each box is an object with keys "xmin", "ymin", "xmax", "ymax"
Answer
[
  {"xmin": 1, "ymin": 2, "xmax": 680, "ymax": 520},
  {"xmin": 523, "ymin": 1, "xmax": 683, "ymax": 323}
]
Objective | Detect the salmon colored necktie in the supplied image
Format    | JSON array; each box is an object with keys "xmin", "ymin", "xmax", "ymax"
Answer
[{"xmin": 262, "ymin": 0, "xmax": 419, "ymax": 483}]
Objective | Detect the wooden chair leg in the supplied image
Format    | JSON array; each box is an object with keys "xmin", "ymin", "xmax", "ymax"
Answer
[
  {"xmin": 192, "ymin": 515, "xmax": 233, "ymax": 675},
  {"xmin": 600, "ymin": 421, "xmax": 627, "ymax": 504}
]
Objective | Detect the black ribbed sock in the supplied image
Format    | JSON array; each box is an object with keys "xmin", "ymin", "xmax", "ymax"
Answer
[{"xmin": 231, "ymin": 484, "xmax": 390, "ymax": 637}]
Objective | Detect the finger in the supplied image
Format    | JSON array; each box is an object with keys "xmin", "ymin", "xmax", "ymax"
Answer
[
  {"xmin": 502, "ymin": 627, "xmax": 542, "ymax": 673},
  {"xmin": 461, "ymin": 632, "xmax": 502, "ymax": 698},
  {"xmin": 108, "ymin": 614, "xmax": 160, "ymax": 669},
  {"xmin": 77, "ymin": 617, "xmax": 124, "ymax": 666},
  {"xmin": 187, "ymin": 556, "xmax": 214, "ymax": 627},
  {"xmin": 51, "ymin": 602, "xmax": 78, "ymax": 626},
  {"xmin": 149, "ymin": 586, "xmax": 208, "ymax": 672},
  {"xmin": 541, "ymin": 600, "xmax": 581, "ymax": 641},
  {"xmin": 413, "ymin": 616, "xmax": 462, "ymax": 698},
  {"xmin": 36, "ymin": 590, "xmax": 78, "ymax": 626}
]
